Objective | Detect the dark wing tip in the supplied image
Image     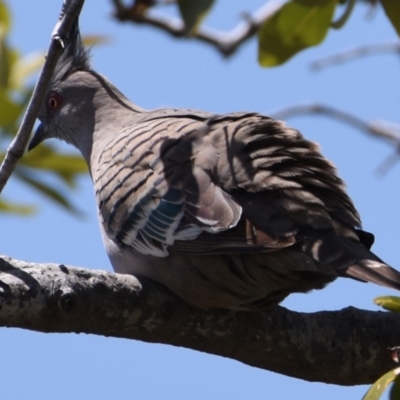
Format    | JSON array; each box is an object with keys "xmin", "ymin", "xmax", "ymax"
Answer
[{"xmin": 355, "ymin": 229, "xmax": 375, "ymax": 250}]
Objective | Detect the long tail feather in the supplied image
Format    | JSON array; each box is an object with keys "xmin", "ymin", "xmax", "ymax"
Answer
[
  {"xmin": 343, "ymin": 260, "xmax": 400, "ymax": 291},
  {"xmin": 300, "ymin": 229, "xmax": 400, "ymax": 291}
]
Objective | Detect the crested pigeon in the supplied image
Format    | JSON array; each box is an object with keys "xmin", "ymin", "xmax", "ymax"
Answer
[{"xmin": 29, "ymin": 21, "xmax": 400, "ymax": 311}]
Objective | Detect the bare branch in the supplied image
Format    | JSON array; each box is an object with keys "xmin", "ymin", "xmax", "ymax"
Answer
[
  {"xmin": 376, "ymin": 151, "xmax": 400, "ymax": 175},
  {"xmin": 0, "ymin": 0, "xmax": 85, "ymax": 193},
  {"xmin": 270, "ymin": 103, "xmax": 400, "ymax": 146},
  {"xmin": 1, "ymin": 254, "xmax": 398, "ymax": 386},
  {"xmin": 311, "ymin": 41, "xmax": 400, "ymax": 71},
  {"xmin": 110, "ymin": 0, "xmax": 284, "ymax": 57}
]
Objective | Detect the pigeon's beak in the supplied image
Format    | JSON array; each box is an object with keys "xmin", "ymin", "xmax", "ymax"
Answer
[{"xmin": 28, "ymin": 123, "xmax": 48, "ymax": 151}]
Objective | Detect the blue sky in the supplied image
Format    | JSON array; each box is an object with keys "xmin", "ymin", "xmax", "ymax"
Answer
[{"xmin": 2, "ymin": 1, "xmax": 400, "ymax": 399}]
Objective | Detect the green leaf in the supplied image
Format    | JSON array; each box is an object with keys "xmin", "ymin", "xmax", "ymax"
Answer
[
  {"xmin": 0, "ymin": 0, "xmax": 10, "ymax": 35},
  {"xmin": 16, "ymin": 169, "xmax": 82, "ymax": 214},
  {"xmin": 390, "ymin": 376, "xmax": 400, "ymax": 400},
  {"xmin": 0, "ymin": 88, "xmax": 23, "ymax": 126},
  {"xmin": 374, "ymin": 296, "xmax": 400, "ymax": 312},
  {"xmin": 0, "ymin": 1, "xmax": 17, "ymax": 89},
  {"xmin": 9, "ymin": 51, "xmax": 43, "ymax": 89},
  {"xmin": 177, "ymin": 0, "xmax": 214, "ymax": 35},
  {"xmin": 0, "ymin": 36, "xmax": 7, "ymax": 87},
  {"xmin": 363, "ymin": 368, "xmax": 400, "ymax": 400},
  {"xmin": 21, "ymin": 145, "xmax": 88, "ymax": 187},
  {"xmin": 82, "ymin": 34, "xmax": 110, "ymax": 47},
  {"xmin": 258, "ymin": 0, "xmax": 338, "ymax": 67},
  {"xmin": 0, "ymin": 198, "xmax": 35, "ymax": 214},
  {"xmin": 381, "ymin": 0, "xmax": 400, "ymax": 37}
]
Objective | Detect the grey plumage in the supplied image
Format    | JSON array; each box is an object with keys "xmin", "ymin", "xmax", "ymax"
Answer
[{"xmin": 29, "ymin": 21, "xmax": 400, "ymax": 310}]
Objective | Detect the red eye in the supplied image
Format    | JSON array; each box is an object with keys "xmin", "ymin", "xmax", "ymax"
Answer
[{"xmin": 46, "ymin": 92, "xmax": 63, "ymax": 112}]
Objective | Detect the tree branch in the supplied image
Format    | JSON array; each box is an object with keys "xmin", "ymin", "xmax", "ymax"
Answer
[
  {"xmin": 1, "ymin": 254, "xmax": 398, "ymax": 386},
  {"xmin": 270, "ymin": 102, "xmax": 400, "ymax": 146},
  {"xmin": 0, "ymin": 0, "xmax": 85, "ymax": 193},
  {"xmin": 311, "ymin": 41, "xmax": 400, "ymax": 71},
  {"xmin": 110, "ymin": 0, "xmax": 284, "ymax": 57}
]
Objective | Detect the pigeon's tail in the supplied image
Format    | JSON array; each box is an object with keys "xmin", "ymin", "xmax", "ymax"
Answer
[
  {"xmin": 300, "ymin": 229, "xmax": 400, "ymax": 291},
  {"xmin": 343, "ymin": 259, "xmax": 400, "ymax": 291}
]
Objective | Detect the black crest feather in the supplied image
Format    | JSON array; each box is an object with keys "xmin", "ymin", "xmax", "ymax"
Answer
[{"xmin": 52, "ymin": 19, "xmax": 91, "ymax": 86}]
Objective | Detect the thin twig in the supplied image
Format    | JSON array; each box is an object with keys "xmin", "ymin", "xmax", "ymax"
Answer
[
  {"xmin": 111, "ymin": 0, "xmax": 285, "ymax": 57},
  {"xmin": 331, "ymin": 0, "xmax": 356, "ymax": 29},
  {"xmin": 271, "ymin": 103, "xmax": 400, "ymax": 173},
  {"xmin": 270, "ymin": 103, "xmax": 400, "ymax": 145},
  {"xmin": 0, "ymin": 0, "xmax": 85, "ymax": 193},
  {"xmin": 376, "ymin": 150, "xmax": 400, "ymax": 175},
  {"xmin": 311, "ymin": 41, "xmax": 400, "ymax": 70}
]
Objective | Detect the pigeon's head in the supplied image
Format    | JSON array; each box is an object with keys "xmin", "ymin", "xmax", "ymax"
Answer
[
  {"xmin": 29, "ymin": 20, "xmax": 97, "ymax": 159},
  {"xmin": 29, "ymin": 19, "xmax": 142, "ymax": 162}
]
